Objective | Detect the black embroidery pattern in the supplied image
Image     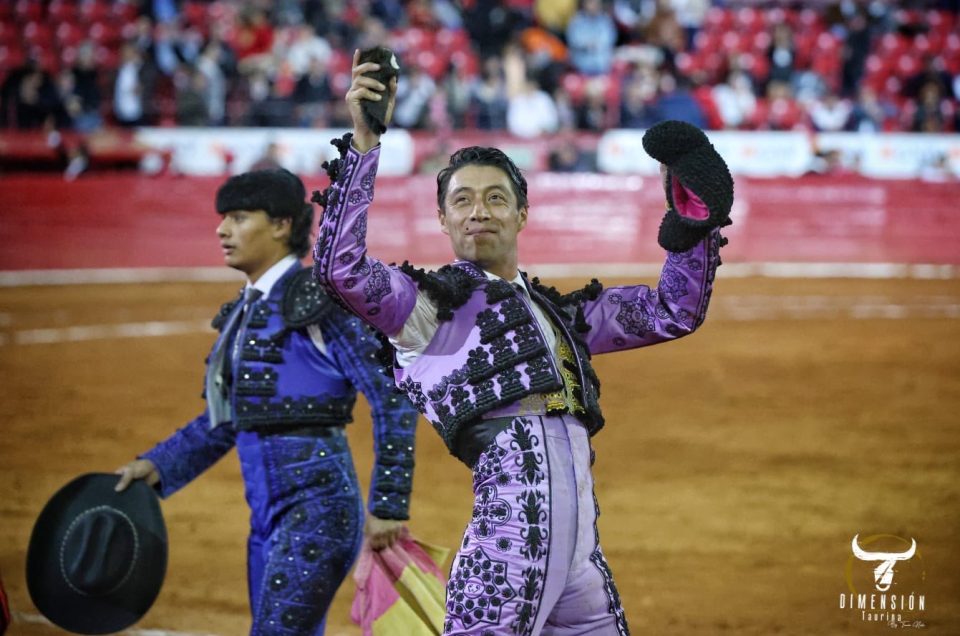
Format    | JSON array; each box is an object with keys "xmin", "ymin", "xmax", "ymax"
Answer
[
  {"xmin": 472, "ymin": 484, "xmax": 511, "ymax": 540},
  {"xmin": 234, "ymin": 365, "xmax": 279, "ymax": 397},
  {"xmin": 516, "ymin": 490, "xmax": 547, "ymax": 561},
  {"xmin": 398, "ymin": 261, "xmax": 482, "ymax": 321},
  {"xmin": 362, "ymin": 261, "xmax": 392, "ymax": 313},
  {"xmin": 211, "ymin": 292, "xmax": 242, "ymax": 330},
  {"xmin": 350, "ymin": 213, "xmax": 367, "ymax": 247},
  {"xmin": 234, "ymin": 396, "xmax": 353, "ymax": 431},
  {"xmin": 590, "ymin": 549, "xmax": 630, "ymax": 635},
  {"xmin": 280, "ymin": 269, "xmax": 336, "ymax": 330},
  {"xmin": 446, "ymin": 545, "xmax": 517, "ymax": 629},
  {"xmin": 508, "ymin": 418, "xmax": 544, "ymax": 487},
  {"xmin": 241, "ymin": 336, "xmax": 284, "ymax": 364},
  {"xmin": 474, "ymin": 443, "xmax": 511, "ymax": 489},
  {"xmin": 398, "ymin": 378, "xmax": 427, "ymax": 413},
  {"xmin": 511, "ymin": 566, "xmax": 544, "ymax": 636},
  {"xmin": 608, "ymin": 292, "xmax": 656, "ymax": 338},
  {"xmin": 658, "ymin": 263, "xmax": 690, "ymax": 304}
]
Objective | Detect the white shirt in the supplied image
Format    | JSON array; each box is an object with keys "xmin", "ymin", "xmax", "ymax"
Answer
[
  {"xmin": 390, "ymin": 268, "xmax": 557, "ymax": 368},
  {"xmin": 246, "ymin": 255, "xmax": 328, "ymax": 355}
]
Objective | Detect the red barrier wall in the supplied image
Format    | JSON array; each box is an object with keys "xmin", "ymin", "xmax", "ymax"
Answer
[{"xmin": 2, "ymin": 173, "xmax": 958, "ymax": 270}]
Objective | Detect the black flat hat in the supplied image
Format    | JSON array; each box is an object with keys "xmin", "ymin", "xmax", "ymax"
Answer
[{"xmin": 26, "ymin": 473, "xmax": 167, "ymax": 635}]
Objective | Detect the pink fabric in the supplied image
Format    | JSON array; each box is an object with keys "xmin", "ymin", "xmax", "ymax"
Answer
[
  {"xmin": 671, "ymin": 176, "xmax": 710, "ymax": 220},
  {"xmin": 350, "ymin": 528, "xmax": 448, "ymax": 635}
]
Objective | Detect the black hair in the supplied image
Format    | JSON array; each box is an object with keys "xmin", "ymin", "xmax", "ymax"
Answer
[
  {"xmin": 436, "ymin": 146, "xmax": 528, "ymax": 212},
  {"xmin": 216, "ymin": 168, "xmax": 313, "ymax": 258}
]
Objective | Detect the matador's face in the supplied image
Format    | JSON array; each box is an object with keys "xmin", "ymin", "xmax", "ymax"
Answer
[
  {"xmin": 438, "ymin": 165, "xmax": 528, "ymax": 270},
  {"xmin": 216, "ymin": 210, "xmax": 290, "ymax": 283}
]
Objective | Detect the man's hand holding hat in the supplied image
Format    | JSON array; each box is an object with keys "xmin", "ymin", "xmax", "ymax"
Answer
[{"xmin": 642, "ymin": 120, "xmax": 734, "ymax": 252}]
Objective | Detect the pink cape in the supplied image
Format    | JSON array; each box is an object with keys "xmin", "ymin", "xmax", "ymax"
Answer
[{"xmin": 350, "ymin": 529, "xmax": 450, "ymax": 635}]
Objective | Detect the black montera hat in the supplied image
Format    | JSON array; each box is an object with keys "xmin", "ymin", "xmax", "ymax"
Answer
[
  {"xmin": 642, "ymin": 120, "xmax": 734, "ymax": 227},
  {"xmin": 26, "ymin": 474, "xmax": 167, "ymax": 635},
  {"xmin": 358, "ymin": 46, "xmax": 400, "ymax": 134},
  {"xmin": 642, "ymin": 120, "xmax": 734, "ymax": 251},
  {"xmin": 215, "ymin": 168, "xmax": 307, "ymax": 219}
]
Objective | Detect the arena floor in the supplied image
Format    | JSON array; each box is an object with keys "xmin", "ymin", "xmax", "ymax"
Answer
[{"xmin": 1, "ymin": 275, "xmax": 958, "ymax": 635}]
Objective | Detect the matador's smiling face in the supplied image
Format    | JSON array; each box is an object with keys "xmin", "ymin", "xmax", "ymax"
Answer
[{"xmin": 438, "ymin": 164, "xmax": 528, "ymax": 272}]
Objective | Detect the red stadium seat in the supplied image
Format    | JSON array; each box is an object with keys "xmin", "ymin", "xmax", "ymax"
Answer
[
  {"xmin": 88, "ymin": 21, "xmax": 121, "ymax": 47},
  {"xmin": 79, "ymin": 0, "xmax": 111, "ymax": 24},
  {"xmin": 14, "ymin": 0, "xmax": 43, "ymax": 23},
  {"xmin": 22, "ymin": 22, "xmax": 54, "ymax": 48},
  {"xmin": 450, "ymin": 49, "xmax": 479, "ymax": 78},
  {"xmin": 111, "ymin": 0, "xmax": 140, "ymax": 23},
  {"xmin": 56, "ymin": 22, "xmax": 86, "ymax": 48},
  {"xmin": 704, "ymin": 7, "xmax": 733, "ymax": 33},
  {"xmin": 0, "ymin": 43, "xmax": 27, "ymax": 70},
  {"xmin": 735, "ymin": 7, "xmax": 764, "ymax": 33},
  {"xmin": 48, "ymin": 0, "xmax": 79, "ymax": 23}
]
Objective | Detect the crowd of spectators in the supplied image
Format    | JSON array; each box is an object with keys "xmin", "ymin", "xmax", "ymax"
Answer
[{"xmin": 1, "ymin": 0, "xmax": 959, "ymax": 141}]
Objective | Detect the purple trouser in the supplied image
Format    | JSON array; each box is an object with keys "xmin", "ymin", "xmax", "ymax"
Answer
[{"xmin": 444, "ymin": 414, "xmax": 630, "ymax": 636}]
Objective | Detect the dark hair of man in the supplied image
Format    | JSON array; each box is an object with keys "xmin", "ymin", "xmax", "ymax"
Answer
[
  {"xmin": 436, "ymin": 147, "xmax": 528, "ymax": 212},
  {"xmin": 215, "ymin": 168, "xmax": 314, "ymax": 258}
]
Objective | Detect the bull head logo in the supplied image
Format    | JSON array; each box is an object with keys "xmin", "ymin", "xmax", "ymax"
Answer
[{"xmin": 851, "ymin": 534, "xmax": 917, "ymax": 592}]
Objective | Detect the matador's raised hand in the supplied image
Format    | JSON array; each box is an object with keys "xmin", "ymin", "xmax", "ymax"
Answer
[{"xmin": 642, "ymin": 120, "xmax": 734, "ymax": 252}]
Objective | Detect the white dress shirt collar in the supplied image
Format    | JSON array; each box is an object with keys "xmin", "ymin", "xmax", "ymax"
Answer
[{"xmin": 247, "ymin": 255, "xmax": 299, "ymax": 297}]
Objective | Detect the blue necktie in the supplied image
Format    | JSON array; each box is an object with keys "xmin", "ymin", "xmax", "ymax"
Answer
[{"xmin": 207, "ymin": 287, "xmax": 262, "ymax": 429}]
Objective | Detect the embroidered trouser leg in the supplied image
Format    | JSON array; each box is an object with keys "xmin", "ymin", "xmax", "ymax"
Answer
[
  {"xmin": 238, "ymin": 430, "xmax": 364, "ymax": 636},
  {"xmin": 443, "ymin": 414, "xmax": 628, "ymax": 636}
]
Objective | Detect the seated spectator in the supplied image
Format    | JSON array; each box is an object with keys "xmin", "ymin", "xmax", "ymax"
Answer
[
  {"xmin": 644, "ymin": 0, "xmax": 686, "ymax": 70},
  {"xmin": 234, "ymin": 8, "xmax": 275, "ymax": 75},
  {"xmin": 809, "ymin": 93, "xmax": 852, "ymax": 132},
  {"xmin": 712, "ymin": 70, "xmax": 757, "ymax": 130},
  {"xmin": 754, "ymin": 80, "xmax": 807, "ymax": 131},
  {"xmin": 464, "ymin": 0, "xmax": 525, "ymax": 59},
  {"xmin": 619, "ymin": 64, "xmax": 660, "ymax": 129},
  {"xmin": 175, "ymin": 65, "xmax": 210, "ymax": 126},
  {"xmin": 441, "ymin": 63, "xmax": 472, "ymax": 129},
  {"xmin": 548, "ymin": 136, "xmax": 595, "ymax": 172},
  {"xmin": 537, "ymin": 0, "xmax": 579, "ymax": 35},
  {"xmin": 903, "ymin": 54, "xmax": 955, "ymax": 100},
  {"xmin": 114, "ymin": 44, "xmax": 149, "ymax": 127},
  {"xmin": 847, "ymin": 85, "xmax": 895, "ymax": 132},
  {"xmin": 470, "ymin": 57, "xmax": 509, "ymax": 130},
  {"xmin": 293, "ymin": 56, "xmax": 334, "ymax": 127},
  {"xmin": 507, "ymin": 75, "xmax": 559, "ymax": 138},
  {"xmin": 576, "ymin": 77, "xmax": 609, "ymax": 131},
  {"xmin": 197, "ymin": 41, "xmax": 228, "ymax": 126},
  {"xmin": 393, "ymin": 66, "xmax": 437, "ymax": 130},
  {"xmin": 566, "ymin": 0, "xmax": 617, "ymax": 76},
  {"xmin": 767, "ymin": 23, "xmax": 797, "ymax": 88},
  {"xmin": 911, "ymin": 81, "xmax": 952, "ymax": 132},
  {"xmin": 14, "ymin": 64, "xmax": 61, "ymax": 129},
  {"xmin": 651, "ymin": 72, "xmax": 707, "ymax": 128},
  {"xmin": 285, "ymin": 24, "xmax": 332, "ymax": 79},
  {"xmin": 69, "ymin": 43, "xmax": 104, "ymax": 133},
  {"xmin": 246, "ymin": 73, "xmax": 294, "ymax": 127}
]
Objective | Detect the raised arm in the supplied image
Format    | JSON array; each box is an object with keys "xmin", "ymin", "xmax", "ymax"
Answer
[
  {"xmin": 580, "ymin": 120, "xmax": 734, "ymax": 354},
  {"xmin": 312, "ymin": 50, "xmax": 418, "ymax": 337}
]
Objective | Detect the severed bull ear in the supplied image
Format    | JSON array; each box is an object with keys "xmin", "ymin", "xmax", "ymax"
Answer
[{"xmin": 358, "ymin": 46, "xmax": 400, "ymax": 134}]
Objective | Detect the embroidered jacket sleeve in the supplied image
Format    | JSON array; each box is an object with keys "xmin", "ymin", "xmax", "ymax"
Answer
[
  {"xmin": 312, "ymin": 143, "xmax": 419, "ymax": 338},
  {"xmin": 324, "ymin": 310, "xmax": 417, "ymax": 521},
  {"xmin": 139, "ymin": 413, "xmax": 236, "ymax": 498},
  {"xmin": 579, "ymin": 228, "xmax": 724, "ymax": 355}
]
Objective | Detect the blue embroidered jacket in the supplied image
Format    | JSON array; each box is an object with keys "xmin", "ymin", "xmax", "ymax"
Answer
[{"xmin": 141, "ymin": 263, "xmax": 418, "ymax": 520}]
